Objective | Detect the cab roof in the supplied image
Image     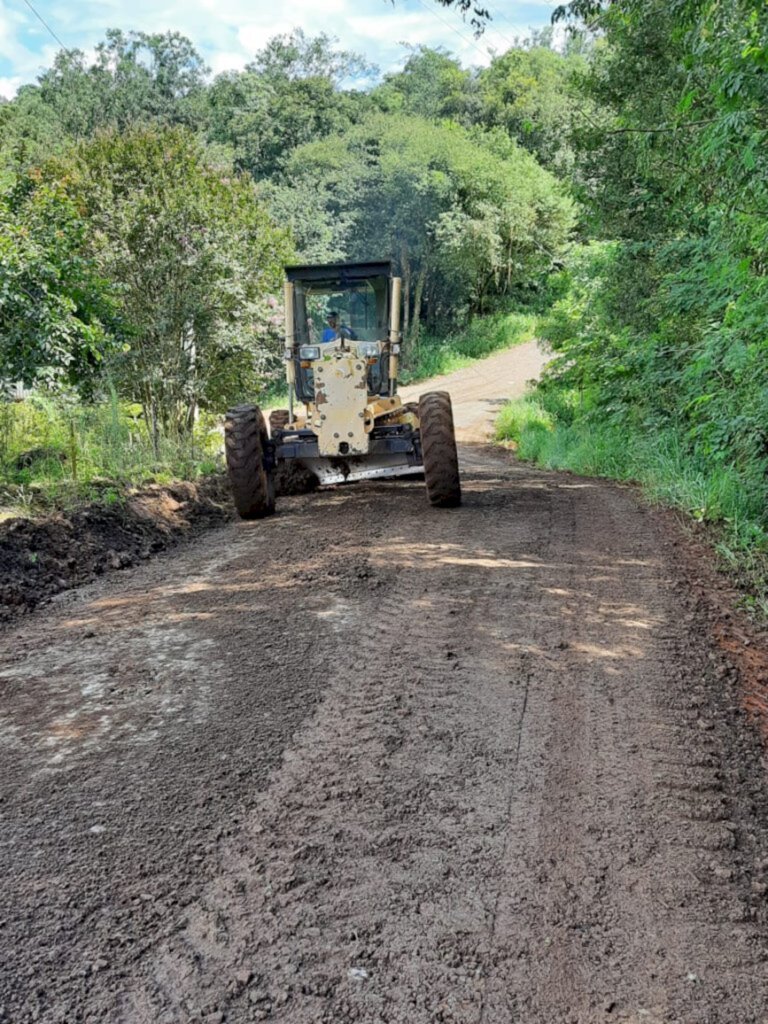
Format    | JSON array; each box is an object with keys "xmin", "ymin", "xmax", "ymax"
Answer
[{"xmin": 285, "ymin": 261, "xmax": 392, "ymax": 285}]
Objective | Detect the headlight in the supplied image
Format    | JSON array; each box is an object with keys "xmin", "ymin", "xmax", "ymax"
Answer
[
  {"xmin": 356, "ymin": 342, "xmax": 381, "ymax": 359},
  {"xmin": 299, "ymin": 345, "xmax": 321, "ymax": 360}
]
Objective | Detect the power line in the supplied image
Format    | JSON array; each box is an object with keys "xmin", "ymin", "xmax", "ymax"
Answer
[
  {"xmin": 485, "ymin": 2, "xmax": 525, "ymax": 38},
  {"xmin": 478, "ymin": 4, "xmax": 521, "ymax": 51},
  {"xmin": 412, "ymin": 0, "xmax": 496, "ymax": 65},
  {"xmin": 20, "ymin": 0, "xmax": 69, "ymax": 54},
  {"xmin": 484, "ymin": 2, "xmax": 554, "ymax": 50}
]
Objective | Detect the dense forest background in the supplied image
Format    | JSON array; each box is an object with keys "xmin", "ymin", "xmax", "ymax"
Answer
[{"xmin": 3, "ymin": 0, "xmax": 768, "ymax": 596}]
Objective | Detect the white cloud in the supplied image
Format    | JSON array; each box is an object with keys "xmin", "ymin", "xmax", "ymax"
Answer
[
  {"xmin": 0, "ymin": 73, "xmax": 22, "ymax": 97},
  {"xmin": 0, "ymin": 0, "xmax": 555, "ymax": 97},
  {"xmin": 208, "ymin": 48, "xmax": 249, "ymax": 75}
]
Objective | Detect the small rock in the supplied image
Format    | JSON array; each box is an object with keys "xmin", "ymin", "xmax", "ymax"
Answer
[{"xmin": 347, "ymin": 967, "xmax": 369, "ymax": 981}]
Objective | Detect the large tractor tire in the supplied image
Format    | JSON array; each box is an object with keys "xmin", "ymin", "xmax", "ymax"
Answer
[
  {"xmin": 418, "ymin": 391, "xmax": 461, "ymax": 508},
  {"xmin": 269, "ymin": 408, "xmax": 290, "ymax": 436},
  {"xmin": 224, "ymin": 404, "xmax": 275, "ymax": 520}
]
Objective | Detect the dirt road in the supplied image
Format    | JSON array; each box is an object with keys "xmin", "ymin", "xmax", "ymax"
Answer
[
  {"xmin": 400, "ymin": 340, "xmax": 549, "ymax": 443},
  {"xmin": 2, "ymin": 342, "xmax": 768, "ymax": 1024}
]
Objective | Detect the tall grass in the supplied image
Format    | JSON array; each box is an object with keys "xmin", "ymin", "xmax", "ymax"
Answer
[{"xmin": 0, "ymin": 392, "xmax": 222, "ymax": 515}]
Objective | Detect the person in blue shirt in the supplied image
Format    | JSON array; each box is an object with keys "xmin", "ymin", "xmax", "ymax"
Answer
[{"xmin": 322, "ymin": 311, "xmax": 356, "ymax": 343}]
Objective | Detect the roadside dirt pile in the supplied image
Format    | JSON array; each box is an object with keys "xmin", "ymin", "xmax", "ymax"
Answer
[
  {"xmin": 0, "ymin": 462, "xmax": 318, "ymax": 622},
  {"xmin": 0, "ymin": 478, "xmax": 233, "ymax": 621}
]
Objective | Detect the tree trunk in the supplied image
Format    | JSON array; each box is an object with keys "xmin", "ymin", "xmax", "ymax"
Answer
[
  {"xmin": 150, "ymin": 400, "xmax": 160, "ymax": 461},
  {"xmin": 174, "ymin": 320, "xmax": 198, "ymax": 437},
  {"xmin": 401, "ymin": 243, "xmax": 411, "ymax": 339},
  {"xmin": 184, "ymin": 401, "xmax": 198, "ymax": 434},
  {"xmin": 410, "ymin": 264, "xmax": 428, "ymax": 345}
]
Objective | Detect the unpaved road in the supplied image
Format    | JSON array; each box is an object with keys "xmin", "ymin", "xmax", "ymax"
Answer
[
  {"xmin": 2, "ymin": 342, "xmax": 768, "ymax": 1024},
  {"xmin": 400, "ymin": 340, "xmax": 548, "ymax": 443}
]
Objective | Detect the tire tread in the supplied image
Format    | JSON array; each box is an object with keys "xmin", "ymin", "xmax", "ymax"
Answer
[
  {"xmin": 224, "ymin": 404, "xmax": 276, "ymax": 519},
  {"xmin": 418, "ymin": 391, "xmax": 461, "ymax": 508}
]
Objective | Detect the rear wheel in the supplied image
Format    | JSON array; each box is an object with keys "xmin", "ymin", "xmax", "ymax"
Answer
[
  {"xmin": 224, "ymin": 404, "xmax": 275, "ymax": 519},
  {"xmin": 418, "ymin": 391, "xmax": 461, "ymax": 508},
  {"xmin": 269, "ymin": 408, "xmax": 290, "ymax": 436}
]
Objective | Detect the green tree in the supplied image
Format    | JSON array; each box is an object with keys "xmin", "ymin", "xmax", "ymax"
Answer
[
  {"xmin": 539, "ymin": 0, "xmax": 768, "ymax": 535},
  {"xmin": 205, "ymin": 31, "xmax": 373, "ymax": 180},
  {"xmin": 280, "ymin": 113, "xmax": 573, "ymax": 336},
  {"xmin": 0, "ymin": 181, "xmax": 118, "ymax": 391},
  {"xmin": 40, "ymin": 29, "xmax": 208, "ymax": 135},
  {"xmin": 40, "ymin": 127, "xmax": 291, "ymax": 435},
  {"xmin": 476, "ymin": 45, "xmax": 585, "ymax": 172},
  {"xmin": 0, "ymin": 30, "xmax": 209, "ymax": 176},
  {"xmin": 373, "ymin": 47, "xmax": 477, "ymax": 123}
]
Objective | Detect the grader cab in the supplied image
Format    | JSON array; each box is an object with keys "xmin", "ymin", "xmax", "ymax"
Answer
[{"xmin": 224, "ymin": 261, "xmax": 461, "ymax": 518}]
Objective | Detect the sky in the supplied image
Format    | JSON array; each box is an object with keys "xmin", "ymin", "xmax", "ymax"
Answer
[{"xmin": 0, "ymin": 0, "xmax": 560, "ymax": 99}]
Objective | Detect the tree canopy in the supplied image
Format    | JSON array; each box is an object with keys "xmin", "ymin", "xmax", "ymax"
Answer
[{"xmin": 277, "ymin": 114, "xmax": 572, "ymax": 332}]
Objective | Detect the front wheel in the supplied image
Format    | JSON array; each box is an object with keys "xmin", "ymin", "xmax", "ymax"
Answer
[
  {"xmin": 418, "ymin": 391, "xmax": 461, "ymax": 508},
  {"xmin": 224, "ymin": 404, "xmax": 276, "ymax": 519}
]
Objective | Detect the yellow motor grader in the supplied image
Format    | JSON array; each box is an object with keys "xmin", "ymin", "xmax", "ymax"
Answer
[{"xmin": 224, "ymin": 260, "xmax": 461, "ymax": 518}]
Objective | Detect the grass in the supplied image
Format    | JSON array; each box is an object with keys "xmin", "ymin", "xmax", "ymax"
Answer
[
  {"xmin": 496, "ymin": 392, "xmax": 768, "ymax": 613},
  {"xmin": 399, "ymin": 311, "xmax": 537, "ymax": 384},
  {"xmin": 0, "ymin": 392, "xmax": 223, "ymax": 518}
]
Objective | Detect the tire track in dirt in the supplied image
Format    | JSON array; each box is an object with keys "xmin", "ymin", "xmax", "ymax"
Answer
[
  {"xmin": 1, "ymin": 346, "xmax": 768, "ymax": 1022},
  {"xmin": 94, "ymin": 457, "xmax": 558, "ymax": 1023}
]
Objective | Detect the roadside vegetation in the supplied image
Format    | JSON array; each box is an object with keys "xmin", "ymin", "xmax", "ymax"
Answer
[
  {"xmin": 0, "ymin": 394, "xmax": 222, "ymax": 520},
  {"xmin": 494, "ymin": 0, "xmax": 768, "ymax": 607}
]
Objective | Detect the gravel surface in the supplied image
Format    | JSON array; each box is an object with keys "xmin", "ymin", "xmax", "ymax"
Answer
[{"xmin": 1, "ymin": 342, "xmax": 768, "ymax": 1023}]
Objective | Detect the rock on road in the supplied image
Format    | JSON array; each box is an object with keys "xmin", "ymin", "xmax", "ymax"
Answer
[{"xmin": 1, "ymin": 341, "xmax": 768, "ymax": 1024}]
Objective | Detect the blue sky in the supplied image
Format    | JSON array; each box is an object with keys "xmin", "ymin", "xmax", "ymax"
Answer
[{"xmin": 0, "ymin": 0, "xmax": 560, "ymax": 98}]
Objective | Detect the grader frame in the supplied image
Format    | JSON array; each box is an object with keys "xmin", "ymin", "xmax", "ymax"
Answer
[{"xmin": 224, "ymin": 261, "xmax": 461, "ymax": 518}]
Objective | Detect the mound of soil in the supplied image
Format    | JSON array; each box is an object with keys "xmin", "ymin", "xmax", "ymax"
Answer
[
  {"xmin": 0, "ymin": 477, "xmax": 233, "ymax": 622},
  {"xmin": 0, "ymin": 465, "xmax": 319, "ymax": 623}
]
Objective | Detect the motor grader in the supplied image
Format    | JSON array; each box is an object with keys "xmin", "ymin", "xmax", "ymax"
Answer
[{"xmin": 224, "ymin": 260, "xmax": 461, "ymax": 518}]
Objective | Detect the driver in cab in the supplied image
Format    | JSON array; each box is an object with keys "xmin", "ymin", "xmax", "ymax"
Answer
[{"xmin": 322, "ymin": 311, "xmax": 357, "ymax": 343}]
